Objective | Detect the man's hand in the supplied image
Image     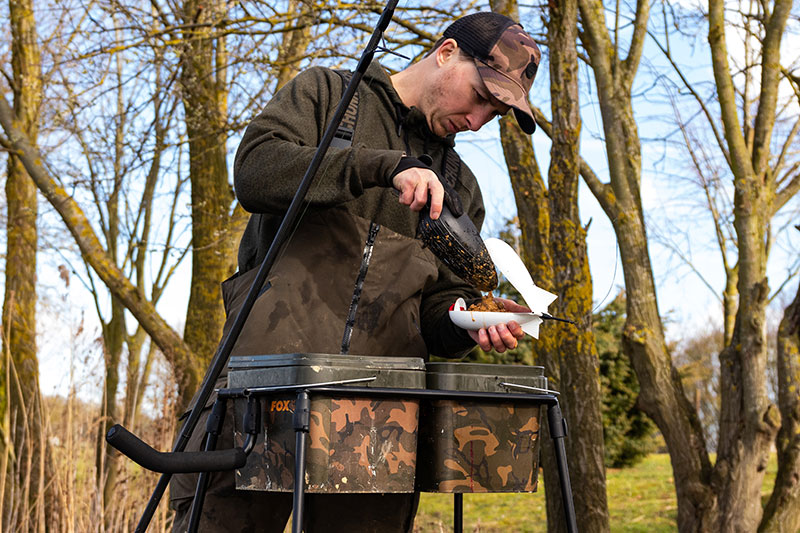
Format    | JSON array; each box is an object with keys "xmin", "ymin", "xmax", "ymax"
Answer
[
  {"xmin": 467, "ymin": 297, "xmax": 529, "ymax": 352},
  {"xmin": 392, "ymin": 167, "xmax": 445, "ymax": 219}
]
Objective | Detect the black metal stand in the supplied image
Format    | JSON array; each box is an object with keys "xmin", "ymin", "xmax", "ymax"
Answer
[
  {"xmin": 454, "ymin": 493, "xmax": 463, "ymax": 533},
  {"xmin": 108, "ymin": 380, "xmax": 578, "ymax": 531},
  {"xmin": 212, "ymin": 385, "xmax": 578, "ymax": 533},
  {"xmin": 187, "ymin": 399, "xmax": 227, "ymax": 530},
  {"xmin": 292, "ymin": 391, "xmax": 311, "ymax": 533},
  {"xmin": 547, "ymin": 401, "xmax": 577, "ymax": 533}
]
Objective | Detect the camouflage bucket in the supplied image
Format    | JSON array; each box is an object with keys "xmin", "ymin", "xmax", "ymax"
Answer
[
  {"xmin": 228, "ymin": 354, "xmax": 425, "ymax": 493},
  {"xmin": 416, "ymin": 363, "xmax": 546, "ymax": 493},
  {"xmin": 234, "ymin": 395, "xmax": 419, "ymax": 493}
]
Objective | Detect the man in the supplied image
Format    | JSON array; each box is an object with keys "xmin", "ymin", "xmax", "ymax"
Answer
[{"xmin": 170, "ymin": 11, "xmax": 541, "ymax": 532}]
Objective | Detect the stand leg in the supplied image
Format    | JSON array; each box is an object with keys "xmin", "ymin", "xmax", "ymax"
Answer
[
  {"xmin": 136, "ymin": 475, "xmax": 169, "ymax": 533},
  {"xmin": 453, "ymin": 493, "xmax": 463, "ymax": 533},
  {"xmin": 187, "ymin": 399, "xmax": 227, "ymax": 532},
  {"xmin": 547, "ymin": 401, "xmax": 578, "ymax": 533},
  {"xmin": 292, "ymin": 391, "xmax": 311, "ymax": 533}
]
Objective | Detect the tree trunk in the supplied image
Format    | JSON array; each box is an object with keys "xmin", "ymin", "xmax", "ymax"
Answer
[
  {"xmin": 498, "ymin": 115, "xmax": 567, "ymax": 530},
  {"xmin": 95, "ymin": 42, "xmax": 127, "ymax": 523},
  {"xmin": 577, "ymin": 0, "xmax": 718, "ymax": 529},
  {"xmin": 760, "ymin": 278, "xmax": 800, "ymax": 531},
  {"xmin": 274, "ymin": 0, "xmax": 315, "ymax": 91},
  {"xmin": 122, "ymin": 79, "xmax": 168, "ymax": 430},
  {"xmin": 2, "ymin": 105, "xmax": 43, "ymax": 533},
  {"xmin": 179, "ymin": 0, "xmax": 236, "ymax": 398},
  {"xmin": 123, "ymin": 327, "xmax": 151, "ymax": 430},
  {"xmin": 1, "ymin": 0, "xmax": 53, "ymax": 529},
  {"xmin": 489, "ymin": 1, "xmax": 609, "ymax": 530},
  {"xmin": 498, "ymin": 115, "xmax": 568, "ymax": 531},
  {"xmin": 96, "ymin": 299, "xmax": 123, "ymax": 525},
  {"xmin": 545, "ymin": 1, "xmax": 610, "ymax": 530}
]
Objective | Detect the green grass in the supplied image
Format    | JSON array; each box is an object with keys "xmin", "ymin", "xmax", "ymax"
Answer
[{"xmin": 413, "ymin": 453, "xmax": 779, "ymax": 532}]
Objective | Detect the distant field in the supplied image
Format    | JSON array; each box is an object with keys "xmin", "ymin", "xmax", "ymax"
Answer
[{"xmin": 413, "ymin": 453, "xmax": 779, "ymax": 532}]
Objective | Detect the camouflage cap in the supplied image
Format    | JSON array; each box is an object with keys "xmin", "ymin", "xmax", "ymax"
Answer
[{"xmin": 443, "ymin": 12, "xmax": 540, "ymax": 134}]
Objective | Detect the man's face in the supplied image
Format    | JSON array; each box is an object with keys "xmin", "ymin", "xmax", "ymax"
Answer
[{"xmin": 421, "ymin": 43, "xmax": 512, "ymax": 138}]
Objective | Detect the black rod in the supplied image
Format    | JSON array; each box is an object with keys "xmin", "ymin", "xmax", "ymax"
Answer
[
  {"xmin": 133, "ymin": 1, "xmax": 400, "ymax": 530},
  {"xmin": 547, "ymin": 401, "xmax": 578, "ymax": 533},
  {"xmin": 188, "ymin": 399, "xmax": 227, "ymax": 532},
  {"xmin": 136, "ymin": 475, "xmax": 169, "ymax": 532}
]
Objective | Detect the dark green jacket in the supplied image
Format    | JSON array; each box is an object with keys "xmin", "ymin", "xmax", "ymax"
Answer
[{"xmin": 230, "ymin": 62, "xmax": 483, "ymax": 358}]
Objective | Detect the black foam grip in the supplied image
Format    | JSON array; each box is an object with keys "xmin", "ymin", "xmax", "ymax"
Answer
[{"xmin": 106, "ymin": 424, "xmax": 247, "ymax": 474}]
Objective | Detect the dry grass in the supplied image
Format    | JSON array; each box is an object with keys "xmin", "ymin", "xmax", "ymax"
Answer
[
  {"xmin": 43, "ymin": 388, "xmax": 178, "ymax": 532},
  {"xmin": 2, "ymin": 351, "xmax": 179, "ymax": 532}
]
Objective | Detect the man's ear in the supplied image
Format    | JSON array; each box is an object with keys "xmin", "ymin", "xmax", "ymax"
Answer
[{"xmin": 435, "ymin": 38, "xmax": 459, "ymax": 67}]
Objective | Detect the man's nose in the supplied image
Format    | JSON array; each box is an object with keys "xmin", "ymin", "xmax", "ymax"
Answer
[{"xmin": 466, "ymin": 107, "xmax": 494, "ymax": 131}]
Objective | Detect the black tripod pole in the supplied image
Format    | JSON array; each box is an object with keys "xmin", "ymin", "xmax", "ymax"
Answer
[
  {"xmin": 134, "ymin": 2, "xmax": 400, "ymax": 531},
  {"xmin": 187, "ymin": 399, "xmax": 228, "ymax": 532},
  {"xmin": 547, "ymin": 400, "xmax": 578, "ymax": 533}
]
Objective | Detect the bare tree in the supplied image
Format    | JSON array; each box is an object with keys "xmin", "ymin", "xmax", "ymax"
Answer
[
  {"xmin": 575, "ymin": 0, "xmax": 718, "ymax": 529},
  {"xmin": 574, "ymin": 0, "xmax": 798, "ymax": 530},
  {"xmin": 708, "ymin": 0, "xmax": 795, "ymax": 529}
]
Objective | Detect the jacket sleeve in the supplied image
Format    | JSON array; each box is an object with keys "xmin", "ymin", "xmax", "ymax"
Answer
[
  {"xmin": 234, "ymin": 67, "xmax": 405, "ymax": 214},
  {"xmin": 419, "ymin": 164, "xmax": 484, "ymax": 358}
]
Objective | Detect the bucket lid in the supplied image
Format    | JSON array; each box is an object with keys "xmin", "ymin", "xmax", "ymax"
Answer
[
  {"xmin": 229, "ymin": 353, "xmax": 425, "ymax": 371},
  {"xmin": 426, "ymin": 362, "xmax": 544, "ymax": 378}
]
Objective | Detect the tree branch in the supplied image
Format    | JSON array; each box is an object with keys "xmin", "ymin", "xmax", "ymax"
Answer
[
  {"xmin": 772, "ymin": 116, "xmax": 800, "ymax": 184},
  {"xmin": 649, "ymin": 28, "xmax": 732, "ymax": 170},
  {"xmin": 621, "ymin": 0, "xmax": 650, "ymax": 90},
  {"xmin": 750, "ymin": 0, "xmax": 792, "ymax": 178},
  {"xmin": 773, "ymin": 169, "xmax": 800, "ymax": 217},
  {"xmin": 578, "ymin": 0, "xmax": 615, "ymax": 89},
  {"xmin": 708, "ymin": 0, "xmax": 754, "ymax": 181},
  {"xmin": 532, "ymin": 104, "xmax": 621, "ymax": 221}
]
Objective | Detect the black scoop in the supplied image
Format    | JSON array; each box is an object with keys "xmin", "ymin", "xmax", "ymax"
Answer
[{"xmin": 417, "ymin": 204, "xmax": 498, "ymax": 291}]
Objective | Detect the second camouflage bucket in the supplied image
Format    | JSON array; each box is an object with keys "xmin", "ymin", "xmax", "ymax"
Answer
[{"xmin": 417, "ymin": 362, "xmax": 547, "ymax": 493}]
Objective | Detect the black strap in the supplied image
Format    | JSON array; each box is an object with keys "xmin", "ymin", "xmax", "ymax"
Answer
[
  {"xmin": 443, "ymin": 147, "xmax": 462, "ymax": 190},
  {"xmin": 331, "ymin": 70, "xmax": 359, "ymax": 149}
]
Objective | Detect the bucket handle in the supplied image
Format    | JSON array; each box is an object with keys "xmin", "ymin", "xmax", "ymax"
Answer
[{"xmin": 499, "ymin": 381, "xmax": 559, "ymax": 395}]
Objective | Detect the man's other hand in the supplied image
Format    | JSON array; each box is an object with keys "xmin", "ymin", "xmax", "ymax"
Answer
[
  {"xmin": 392, "ymin": 167, "xmax": 445, "ymax": 219},
  {"xmin": 467, "ymin": 298, "xmax": 528, "ymax": 352}
]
